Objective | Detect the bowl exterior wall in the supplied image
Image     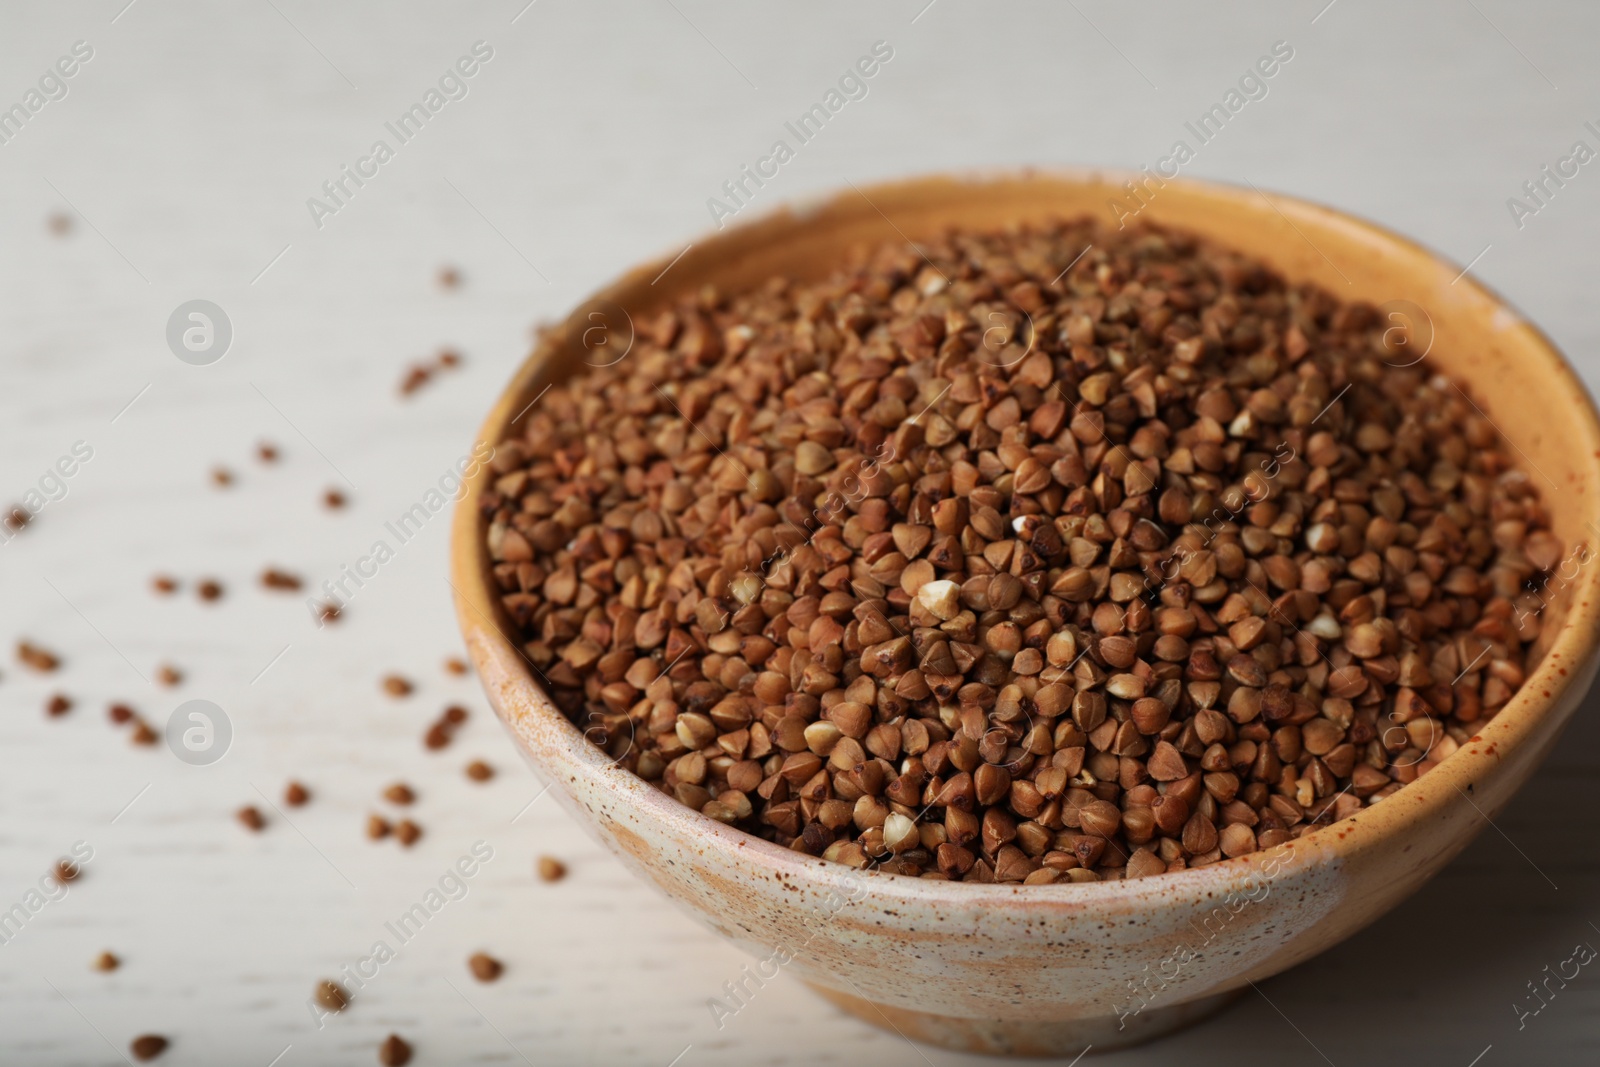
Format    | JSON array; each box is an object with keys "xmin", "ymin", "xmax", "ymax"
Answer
[{"xmin": 454, "ymin": 171, "xmax": 1600, "ymax": 1034}]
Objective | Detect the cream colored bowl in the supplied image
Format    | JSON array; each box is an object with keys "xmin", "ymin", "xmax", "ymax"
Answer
[{"xmin": 451, "ymin": 173, "xmax": 1600, "ymax": 1055}]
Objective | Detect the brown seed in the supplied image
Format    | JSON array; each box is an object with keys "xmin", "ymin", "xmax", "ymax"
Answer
[
  {"xmin": 261, "ymin": 568, "xmax": 303, "ymax": 591},
  {"xmin": 1219, "ymin": 823, "xmax": 1258, "ymax": 857},
  {"xmin": 400, "ymin": 365, "xmax": 432, "ymax": 395},
  {"xmin": 536, "ymin": 855, "xmax": 567, "ymax": 882},
  {"xmin": 151, "ymin": 575, "xmax": 179, "ymax": 595},
  {"xmin": 1080, "ymin": 800, "xmax": 1122, "ymax": 838},
  {"xmin": 1148, "ymin": 741, "xmax": 1188, "ymax": 781},
  {"xmin": 284, "ymin": 781, "xmax": 311, "ymax": 806},
  {"xmin": 383, "ymin": 783, "xmax": 415, "ymax": 805},
  {"xmin": 45, "ymin": 693, "xmax": 72, "ymax": 717},
  {"xmin": 1182, "ymin": 813, "xmax": 1218, "ymax": 856},
  {"xmin": 211, "ymin": 467, "xmax": 234, "ymax": 487},
  {"xmin": 257, "ymin": 442, "xmax": 280, "ymax": 463},
  {"xmin": 1105, "ymin": 674, "xmax": 1146, "ymax": 701},
  {"xmin": 1126, "ymin": 847, "xmax": 1166, "ymax": 879},
  {"xmin": 196, "ymin": 579, "xmax": 223, "ymax": 602},
  {"xmin": 366, "ymin": 814, "xmax": 392, "ymax": 840},
  {"xmin": 314, "ymin": 979, "xmax": 348, "ymax": 1012},
  {"xmin": 444, "ymin": 657, "xmax": 469, "ymax": 676},
  {"xmin": 17, "ymin": 641, "xmax": 60, "ymax": 672},
  {"xmin": 130, "ymin": 721, "xmax": 158, "ymax": 746},
  {"xmin": 379, "ymin": 1034, "xmax": 413, "ymax": 1066},
  {"xmin": 93, "ymin": 951, "xmax": 119, "ymax": 972},
  {"xmin": 468, "ymin": 952, "xmax": 503, "ymax": 982},
  {"xmin": 394, "ymin": 820, "xmax": 422, "ymax": 847},
  {"xmin": 156, "ymin": 664, "xmax": 182, "ymax": 687},
  {"xmin": 324, "ymin": 489, "xmax": 348, "ymax": 509},
  {"xmin": 237, "ymin": 806, "xmax": 266, "ymax": 832},
  {"xmin": 109, "ymin": 703, "xmax": 135, "ymax": 724},
  {"xmin": 1130, "ymin": 698, "xmax": 1171, "ymax": 735},
  {"xmin": 465, "ymin": 760, "xmax": 494, "ymax": 782},
  {"xmin": 54, "ymin": 859, "xmax": 80, "ymax": 884},
  {"xmin": 1344, "ymin": 623, "xmax": 1385, "ymax": 659},
  {"xmin": 443, "ymin": 705, "xmax": 468, "ymax": 725},
  {"xmin": 915, "ymin": 579, "xmax": 961, "ymax": 621},
  {"xmin": 382, "ymin": 675, "xmax": 413, "ymax": 698},
  {"xmin": 423, "ymin": 723, "xmax": 451, "ymax": 750},
  {"xmin": 1151, "ymin": 794, "xmax": 1190, "ymax": 835},
  {"xmin": 438, "ymin": 265, "xmax": 461, "ymax": 288},
  {"xmin": 130, "ymin": 1035, "xmax": 168, "ymax": 1061}
]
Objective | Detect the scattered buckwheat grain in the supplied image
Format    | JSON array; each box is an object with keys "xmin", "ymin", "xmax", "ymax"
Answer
[
  {"xmin": 468, "ymin": 952, "xmax": 503, "ymax": 982},
  {"xmin": 314, "ymin": 980, "xmax": 348, "ymax": 1012},
  {"xmin": 378, "ymin": 1034, "xmax": 413, "ymax": 1066},
  {"xmin": 383, "ymin": 783, "xmax": 415, "ymax": 805},
  {"xmin": 17, "ymin": 641, "xmax": 60, "ymax": 672},
  {"xmin": 130, "ymin": 1035, "xmax": 167, "ymax": 1061},
  {"xmin": 261, "ymin": 568, "xmax": 303, "ymax": 591}
]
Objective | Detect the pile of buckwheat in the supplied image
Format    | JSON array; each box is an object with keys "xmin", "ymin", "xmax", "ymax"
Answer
[{"xmin": 480, "ymin": 219, "xmax": 1562, "ymax": 883}]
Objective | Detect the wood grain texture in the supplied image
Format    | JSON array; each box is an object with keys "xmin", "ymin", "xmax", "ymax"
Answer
[{"xmin": 1, "ymin": 1, "xmax": 1597, "ymax": 1064}]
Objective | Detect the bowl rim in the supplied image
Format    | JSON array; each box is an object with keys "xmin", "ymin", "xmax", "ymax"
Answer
[{"xmin": 451, "ymin": 168, "xmax": 1600, "ymax": 904}]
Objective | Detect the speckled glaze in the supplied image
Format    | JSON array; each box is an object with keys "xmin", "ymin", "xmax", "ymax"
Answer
[{"xmin": 452, "ymin": 173, "xmax": 1600, "ymax": 1056}]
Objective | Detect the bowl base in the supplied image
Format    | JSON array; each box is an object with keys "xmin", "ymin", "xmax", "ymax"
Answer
[{"xmin": 805, "ymin": 981, "xmax": 1243, "ymax": 1057}]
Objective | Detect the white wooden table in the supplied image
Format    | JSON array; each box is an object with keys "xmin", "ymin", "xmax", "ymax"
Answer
[{"xmin": 2, "ymin": 1, "xmax": 1597, "ymax": 1063}]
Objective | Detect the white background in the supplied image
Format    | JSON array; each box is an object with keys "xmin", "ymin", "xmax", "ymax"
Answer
[{"xmin": 1, "ymin": 1, "xmax": 1598, "ymax": 1064}]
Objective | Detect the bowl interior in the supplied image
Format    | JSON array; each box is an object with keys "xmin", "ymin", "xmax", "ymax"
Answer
[{"xmin": 452, "ymin": 170, "xmax": 1600, "ymax": 898}]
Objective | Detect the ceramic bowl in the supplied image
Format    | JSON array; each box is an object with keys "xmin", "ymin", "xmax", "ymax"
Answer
[{"xmin": 451, "ymin": 172, "xmax": 1600, "ymax": 1055}]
